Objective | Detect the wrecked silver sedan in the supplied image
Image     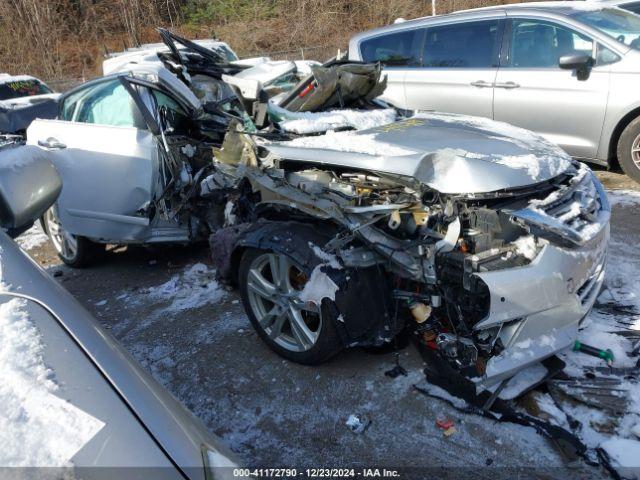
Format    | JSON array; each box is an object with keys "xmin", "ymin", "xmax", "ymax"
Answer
[
  {"xmin": 24, "ymin": 29, "xmax": 610, "ymax": 393},
  {"xmin": 210, "ymin": 114, "xmax": 610, "ymax": 393}
]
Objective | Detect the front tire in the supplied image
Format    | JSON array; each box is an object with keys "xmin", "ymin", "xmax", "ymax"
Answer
[
  {"xmin": 617, "ymin": 116, "xmax": 640, "ymax": 183},
  {"xmin": 42, "ymin": 207, "xmax": 102, "ymax": 268},
  {"xmin": 239, "ymin": 248, "xmax": 343, "ymax": 365}
]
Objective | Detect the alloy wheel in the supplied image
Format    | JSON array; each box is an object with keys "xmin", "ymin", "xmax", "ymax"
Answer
[
  {"xmin": 632, "ymin": 133, "xmax": 640, "ymax": 169},
  {"xmin": 44, "ymin": 207, "xmax": 78, "ymax": 262},
  {"xmin": 245, "ymin": 252, "xmax": 322, "ymax": 352}
]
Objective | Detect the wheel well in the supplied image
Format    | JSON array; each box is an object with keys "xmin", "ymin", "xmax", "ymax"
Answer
[
  {"xmin": 228, "ymin": 245, "xmax": 245, "ymax": 286},
  {"xmin": 226, "ymin": 216, "xmax": 339, "ymax": 285},
  {"xmin": 609, "ymin": 107, "xmax": 640, "ymax": 165}
]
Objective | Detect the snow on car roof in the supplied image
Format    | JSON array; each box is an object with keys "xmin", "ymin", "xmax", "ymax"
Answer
[
  {"xmin": 0, "ymin": 74, "xmax": 41, "ymax": 85},
  {"xmin": 106, "ymin": 39, "xmax": 236, "ymax": 59}
]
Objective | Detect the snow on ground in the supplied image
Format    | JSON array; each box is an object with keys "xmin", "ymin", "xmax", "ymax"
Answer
[
  {"xmin": 0, "ymin": 294, "xmax": 104, "ymax": 466},
  {"xmin": 118, "ymin": 262, "xmax": 226, "ymax": 316},
  {"xmin": 553, "ymin": 189, "xmax": 640, "ymax": 473},
  {"xmin": 15, "ymin": 223, "xmax": 48, "ymax": 251},
  {"xmin": 607, "ymin": 189, "xmax": 640, "ymax": 207}
]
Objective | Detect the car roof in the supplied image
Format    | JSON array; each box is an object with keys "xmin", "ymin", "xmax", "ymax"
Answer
[
  {"xmin": 350, "ymin": 1, "xmax": 625, "ymax": 47},
  {"xmin": 64, "ymin": 62, "xmax": 202, "ymax": 114},
  {"xmin": 588, "ymin": 0, "xmax": 632, "ymax": 5},
  {"xmin": 0, "ymin": 74, "xmax": 42, "ymax": 85},
  {"xmin": 106, "ymin": 38, "xmax": 235, "ymax": 58}
]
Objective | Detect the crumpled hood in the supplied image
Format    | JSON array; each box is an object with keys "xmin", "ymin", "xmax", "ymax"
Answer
[{"xmin": 268, "ymin": 111, "xmax": 573, "ymax": 194}]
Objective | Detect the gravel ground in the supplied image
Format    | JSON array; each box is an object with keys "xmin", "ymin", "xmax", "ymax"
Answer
[{"xmin": 17, "ymin": 167, "xmax": 638, "ymax": 479}]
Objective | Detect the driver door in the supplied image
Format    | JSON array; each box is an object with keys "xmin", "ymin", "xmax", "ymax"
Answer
[{"xmin": 27, "ymin": 78, "xmax": 158, "ymax": 242}]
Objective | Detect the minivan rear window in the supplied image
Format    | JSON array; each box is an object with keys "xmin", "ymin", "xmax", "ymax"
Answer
[{"xmin": 360, "ymin": 29, "xmax": 424, "ymax": 66}]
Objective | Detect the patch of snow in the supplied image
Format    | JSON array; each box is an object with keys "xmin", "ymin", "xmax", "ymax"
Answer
[
  {"xmin": 15, "ymin": 223, "xmax": 48, "ymax": 251},
  {"xmin": 308, "ymin": 242, "xmax": 341, "ymax": 269},
  {"xmin": 345, "ymin": 414, "xmax": 370, "ymax": 434},
  {"xmin": 0, "ymin": 296, "xmax": 104, "ymax": 466},
  {"xmin": 607, "ymin": 189, "xmax": 640, "ymax": 207},
  {"xmin": 513, "ymin": 236, "xmax": 539, "ymax": 260},
  {"xmin": 601, "ymin": 438, "xmax": 640, "ymax": 469},
  {"xmin": 498, "ymin": 363, "xmax": 548, "ymax": 400},
  {"xmin": 571, "ymin": 1, "xmax": 605, "ymax": 11},
  {"xmin": 278, "ymin": 108, "xmax": 397, "ymax": 134},
  {"xmin": 535, "ymin": 393, "xmax": 569, "ymax": 428},
  {"xmin": 298, "ymin": 265, "xmax": 339, "ymax": 305},
  {"xmin": 282, "ymin": 130, "xmax": 418, "ymax": 157},
  {"xmin": 416, "ymin": 111, "xmax": 572, "ymax": 180},
  {"xmin": 224, "ymin": 200, "xmax": 237, "ymax": 227},
  {"xmin": 416, "ymin": 111, "xmax": 560, "ymax": 153},
  {"xmin": 132, "ymin": 263, "xmax": 226, "ymax": 315}
]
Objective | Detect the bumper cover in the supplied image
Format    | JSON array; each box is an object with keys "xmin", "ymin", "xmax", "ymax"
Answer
[{"xmin": 472, "ymin": 220, "xmax": 609, "ymax": 390}]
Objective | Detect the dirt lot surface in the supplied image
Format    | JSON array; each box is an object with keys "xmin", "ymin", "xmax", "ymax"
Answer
[{"xmin": 18, "ymin": 167, "xmax": 639, "ymax": 479}]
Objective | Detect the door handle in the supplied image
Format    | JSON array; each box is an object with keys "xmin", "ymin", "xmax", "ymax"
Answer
[
  {"xmin": 38, "ymin": 138, "xmax": 67, "ymax": 149},
  {"xmin": 494, "ymin": 81, "xmax": 520, "ymax": 89},
  {"xmin": 470, "ymin": 80, "xmax": 493, "ymax": 88}
]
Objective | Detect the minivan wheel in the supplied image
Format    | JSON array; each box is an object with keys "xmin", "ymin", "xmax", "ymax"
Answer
[
  {"xmin": 617, "ymin": 116, "xmax": 640, "ymax": 183},
  {"xmin": 42, "ymin": 207, "xmax": 102, "ymax": 268},
  {"xmin": 239, "ymin": 248, "xmax": 343, "ymax": 365}
]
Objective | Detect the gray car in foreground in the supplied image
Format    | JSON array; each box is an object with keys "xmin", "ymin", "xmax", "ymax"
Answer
[
  {"xmin": 0, "ymin": 140, "xmax": 238, "ymax": 478},
  {"xmin": 349, "ymin": 1, "xmax": 640, "ymax": 182}
]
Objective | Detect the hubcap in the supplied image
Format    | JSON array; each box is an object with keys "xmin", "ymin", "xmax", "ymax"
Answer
[
  {"xmin": 632, "ymin": 134, "xmax": 640, "ymax": 168},
  {"xmin": 45, "ymin": 207, "xmax": 78, "ymax": 261},
  {"xmin": 246, "ymin": 253, "xmax": 322, "ymax": 352}
]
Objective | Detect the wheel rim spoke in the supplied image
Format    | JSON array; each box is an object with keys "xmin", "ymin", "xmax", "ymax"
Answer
[
  {"xmin": 45, "ymin": 207, "xmax": 78, "ymax": 261},
  {"xmin": 267, "ymin": 309, "xmax": 287, "ymax": 339},
  {"xmin": 290, "ymin": 296, "xmax": 320, "ymax": 314},
  {"xmin": 268, "ymin": 253, "xmax": 290, "ymax": 291},
  {"xmin": 288, "ymin": 307, "xmax": 317, "ymax": 349},
  {"xmin": 247, "ymin": 268, "xmax": 276, "ymax": 299},
  {"xmin": 632, "ymin": 135, "xmax": 640, "ymax": 167}
]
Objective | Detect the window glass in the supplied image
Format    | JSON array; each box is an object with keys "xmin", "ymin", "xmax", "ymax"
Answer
[
  {"xmin": 509, "ymin": 20, "xmax": 593, "ymax": 68},
  {"xmin": 360, "ymin": 29, "xmax": 423, "ymax": 66},
  {"xmin": 570, "ymin": 8, "xmax": 640, "ymax": 50},
  {"xmin": 152, "ymin": 90, "xmax": 186, "ymax": 115},
  {"xmin": 596, "ymin": 43, "xmax": 621, "ymax": 64},
  {"xmin": 423, "ymin": 20, "xmax": 500, "ymax": 68},
  {"xmin": 0, "ymin": 78, "xmax": 52, "ymax": 101},
  {"xmin": 621, "ymin": 2, "xmax": 640, "ymax": 15},
  {"xmin": 75, "ymin": 80, "xmax": 140, "ymax": 128},
  {"xmin": 59, "ymin": 88, "xmax": 86, "ymax": 121}
]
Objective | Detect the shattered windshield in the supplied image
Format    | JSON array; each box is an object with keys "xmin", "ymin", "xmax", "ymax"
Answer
[
  {"xmin": 0, "ymin": 79, "xmax": 52, "ymax": 101},
  {"xmin": 570, "ymin": 7, "xmax": 640, "ymax": 50}
]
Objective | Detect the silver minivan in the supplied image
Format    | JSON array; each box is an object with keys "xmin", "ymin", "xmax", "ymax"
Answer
[{"xmin": 348, "ymin": 1, "xmax": 640, "ymax": 182}]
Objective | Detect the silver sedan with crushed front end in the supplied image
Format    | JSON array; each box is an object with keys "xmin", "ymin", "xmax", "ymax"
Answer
[{"xmin": 25, "ymin": 28, "xmax": 610, "ymax": 396}]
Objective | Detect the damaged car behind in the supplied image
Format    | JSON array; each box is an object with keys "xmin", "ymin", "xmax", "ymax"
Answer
[{"xmin": 24, "ymin": 29, "xmax": 610, "ymax": 398}]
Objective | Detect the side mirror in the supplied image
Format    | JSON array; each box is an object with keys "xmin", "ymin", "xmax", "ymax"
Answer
[
  {"xmin": 559, "ymin": 54, "xmax": 594, "ymax": 79},
  {"xmin": 0, "ymin": 144, "xmax": 62, "ymax": 237}
]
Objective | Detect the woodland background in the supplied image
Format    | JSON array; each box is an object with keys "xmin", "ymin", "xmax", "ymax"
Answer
[{"xmin": 0, "ymin": 0, "xmax": 531, "ymax": 87}]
